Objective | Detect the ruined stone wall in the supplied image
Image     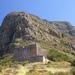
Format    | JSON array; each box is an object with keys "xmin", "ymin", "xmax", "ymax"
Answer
[
  {"xmin": 13, "ymin": 44, "xmax": 47, "ymax": 62},
  {"xmin": 26, "ymin": 44, "xmax": 37, "ymax": 57},
  {"xmin": 13, "ymin": 44, "xmax": 38, "ymax": 61}
]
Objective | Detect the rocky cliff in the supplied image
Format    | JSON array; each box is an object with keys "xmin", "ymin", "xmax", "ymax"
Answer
[{"xmin": 0, "ymin": 12, "xmax": 75, "ymax": 56}]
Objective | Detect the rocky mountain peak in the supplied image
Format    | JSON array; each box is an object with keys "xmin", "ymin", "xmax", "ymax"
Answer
[{"xmin": 0, "ymin": 12, "xmax": 75, "ymax": 56}]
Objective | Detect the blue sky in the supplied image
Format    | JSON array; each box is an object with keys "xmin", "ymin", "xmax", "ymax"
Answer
[{"xmin": 0, "ymin": 0, "xmax": 75, "ymax": 26}]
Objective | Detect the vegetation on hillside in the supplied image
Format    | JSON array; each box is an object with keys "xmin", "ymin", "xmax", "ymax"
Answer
[
  {"xmin": 47, "ymin": 49, "xmax": 70, "ymax": 62},
  {"xmin": 0, "ymin": 12, "xmax": 75, "ymax": 75}
]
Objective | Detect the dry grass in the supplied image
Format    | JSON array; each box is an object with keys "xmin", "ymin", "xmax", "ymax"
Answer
[{"xmin": 0, "ymin": 62, "xmax": 72, "ymax": 75}]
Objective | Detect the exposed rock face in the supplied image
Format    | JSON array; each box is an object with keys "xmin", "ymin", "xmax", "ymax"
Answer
[{"xmin": 0, "ymin": 12, "xmax": 75, "ymax": 56}]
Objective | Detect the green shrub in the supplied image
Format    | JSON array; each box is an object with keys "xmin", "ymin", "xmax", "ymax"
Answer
[
  {"xmin": 71, "ymin": 67, "xmax": 75, "ymax": 75},
  {"xmin": 0, "ymin": 65, "xmax": 2, "ymax": 72},
  {"xmin": 0, "ymin": 54, "xmax": 14, "ymax": 67},
  {"xmin": 71, "ymin": 59, "xmax": 75, "ymax": 67},
  {"xmin": 20, "ymin": 60, "xmax": 29, "ymax": 66},
  {"xmin": 47, "ymin": 49, "xmax": 69, "ymax": 62}
]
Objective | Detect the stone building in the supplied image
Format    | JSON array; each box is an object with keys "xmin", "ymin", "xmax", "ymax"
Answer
[{"xmin": 14, "ymin": 43, "xmax": 49, "ymax": 63}]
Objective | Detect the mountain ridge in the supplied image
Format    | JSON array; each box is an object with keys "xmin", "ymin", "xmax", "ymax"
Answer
[{"xmin": 0, "ymin": 12, "xmax": 75, "ymax": 57}]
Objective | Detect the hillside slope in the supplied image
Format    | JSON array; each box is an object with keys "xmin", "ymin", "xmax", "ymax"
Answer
[{"xmin": 0, "ymin": 12, "xmax": 75, "ymax": 56}]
